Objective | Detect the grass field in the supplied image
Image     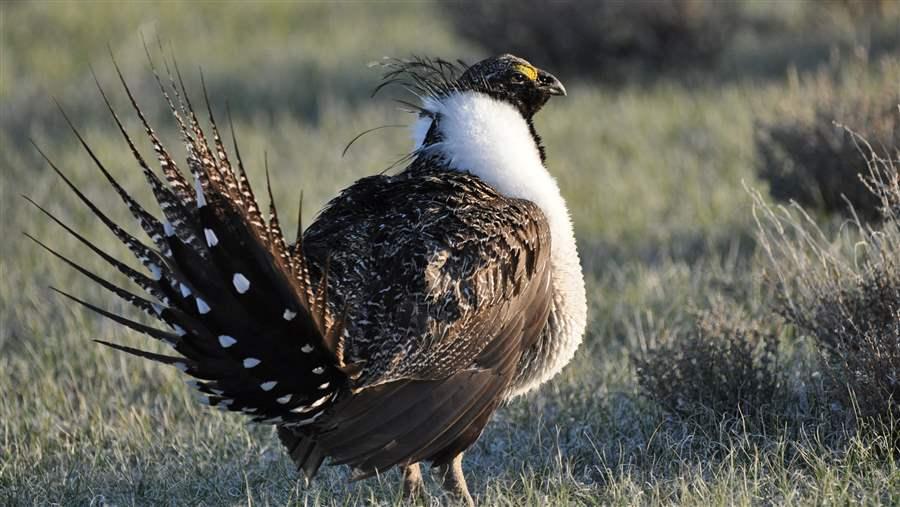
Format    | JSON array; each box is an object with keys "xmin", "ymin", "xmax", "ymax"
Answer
[{"xmin": 2, "ymin": 2, "xmax": 898, "ymax": 505}]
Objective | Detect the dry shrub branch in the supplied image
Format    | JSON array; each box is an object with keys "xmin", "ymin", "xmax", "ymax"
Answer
[
  {"xmin": 635, "ymin": 303, "xmax": 784, "ymax": 427},
  {"xmin": 752, "ymin": 126, "xmax": 900, "ymax": 437}
]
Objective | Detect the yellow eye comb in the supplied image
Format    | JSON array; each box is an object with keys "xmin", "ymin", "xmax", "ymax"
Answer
[{"xmin": 513, "ymin": 63, "xmax": 538, "ymax": 81}]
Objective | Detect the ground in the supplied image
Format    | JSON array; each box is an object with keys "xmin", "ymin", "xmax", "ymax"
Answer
[{"xmin": 1, "ymin": 2, "xmax": 898, "ymax": 505}]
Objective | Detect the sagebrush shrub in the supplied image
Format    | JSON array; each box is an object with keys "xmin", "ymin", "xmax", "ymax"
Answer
[
  {"xmin": 635, "ymin": 304, "xmax": 783, "ymax": 425},
  {"xmin": 756, "ymin": 60, "xmax": 899, "ymax": 221},
  {"xmin": 835, "ymin": 0, "xmax": 900, "ymax": 19},
  {"xmin": 442, "ymin": 0, "xmax": 736, "ymax": 81},
  {"xmin": 753, "ymin": 133, "xmax": 900, "ymax": 437}
]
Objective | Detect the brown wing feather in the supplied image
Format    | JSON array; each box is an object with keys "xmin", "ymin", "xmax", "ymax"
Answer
[
  {"xmin": 303, "ymin": 170, "xmax": 552, "ymax": 384},
  {"xmin": 295, "ymin": 169, "xmax": 553, "ymax": 473}
]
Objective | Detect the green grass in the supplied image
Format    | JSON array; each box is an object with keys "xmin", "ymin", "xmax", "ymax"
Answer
[{"xmin": 2, "ymin": 1, "xmax": 898, "ymax": 505}]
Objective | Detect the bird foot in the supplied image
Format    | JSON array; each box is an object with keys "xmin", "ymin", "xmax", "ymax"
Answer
[
  {"xmin": 402, "ymin": 463, "xmax": 427, "ymax": 504},
  {"xmin": 436, "ymin": 453, "xmax": 475, "ymax": 507}
]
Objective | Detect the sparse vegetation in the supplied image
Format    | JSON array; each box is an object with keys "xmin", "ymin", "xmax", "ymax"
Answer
[
  {"xmin": 443, "ymin": 0, "xmax": 736, "ymax": 81},
  {"xmin": 635, "ymin": 303, "xmax": 784, "ymax": 427},
  {"xmin": 755, "ymin": 58, "xmax": 899, "ymax": 221},
  {"xmin": 3, "ymin": 1, "xmax": 900, "ymax": 505},
  {"xmin": 754, "ymin": 134, "xmax": 900, "ymax": 443},
  {"xmin": 442, "ymin": 0, "xmax": 900, "ymax": 84}
]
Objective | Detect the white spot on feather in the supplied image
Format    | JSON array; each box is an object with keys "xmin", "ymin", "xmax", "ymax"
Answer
[
  {"xmin": 318, "ymin": 382, "xmax": 330, "ymax": 390},
  {"xmin": 276, "ymin": 394, "xmax": 292, "ymax": 404},
  {"xmin": 292, "ymin": 393, "xmax": 334, "ymax": 415},
  {"xmin": 174, "ymin": 325, "xmax": 187, "ymax": 337},
  {"xmin": 149, "ymin": 264, "xmax": 162, "ymax": 281},
  {"xmin": 204, "ymin": 228, "xmax": 218, "ymax": 247},
  {"xmin": 218, "ymin": 335, "xmax": 237, "ymax": 348},
  {"xmin": 196, "ymin": 297, "xmax": 211, "ymax": 314},
  {"xmin": 312, "ymin": 366, "xmax": 324, "ymax": 375},
  {"xmin": 301, "ymin": 344, "xmax": 313, "ymax": 354},
  {"xmin": 260, "ymin": 381, "xmax": 278, "ymax": 391},
  {"xmin": 309, "ymin": 393, "xmax": 331, "ymax": 408},
  {"xmin": 163, "ymin": 221, "xmax": 175, "ymax": 237},
  {"xmin": 232, "ymin": 273, "xmax": 250, "ymax": 294},
  {"xmin": 179, "ymin": 283, "xmax": 191, "ymax": 298},
  {"xmin": 283, "ymin": 309, "xmax": 297, "ymax": 321},
  {"xmin": 243, "ymin": 357, "xmax": 261, "ymax": 368}
]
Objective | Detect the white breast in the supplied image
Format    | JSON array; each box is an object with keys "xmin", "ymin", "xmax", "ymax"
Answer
[{"xmin": 413, "ymin": 91, "xmax": 588, "ymax": 396}]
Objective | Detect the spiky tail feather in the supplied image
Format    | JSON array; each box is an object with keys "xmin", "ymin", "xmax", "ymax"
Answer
[{"xmin": 27, "ymin": 53, "xmax": 348, "ymax": 451}]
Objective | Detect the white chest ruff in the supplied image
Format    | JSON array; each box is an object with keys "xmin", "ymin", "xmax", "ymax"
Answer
[{"xmin": 413, "ymin": 92, "xmax": 588, "ymax": 396}]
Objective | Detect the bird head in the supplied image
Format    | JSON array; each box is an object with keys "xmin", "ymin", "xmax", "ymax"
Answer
[
  {"xmin": 457, "ymin": 54, "xmax": 566, "ymax": 119},
  {"xmin": 377, "ymin": 54, "xmax": 565, "ymax": 120},
  {"xmin": 373, "ymin": 54, "xmax": 565, "ymax": 164}
]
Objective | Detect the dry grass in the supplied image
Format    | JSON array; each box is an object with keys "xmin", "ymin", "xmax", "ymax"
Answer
[
  {"xmin": 3, "ymin": 1, "xmax": 900, "ymax": 504},
  {"xmin": 753, "ymin": 128, "xmax": 900, "ymax": 444}
]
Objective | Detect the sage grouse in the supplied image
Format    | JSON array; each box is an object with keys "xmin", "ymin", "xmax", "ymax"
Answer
[{"xmin": 29, "ymin": 53, "xmax": 587, "ymax": 505}]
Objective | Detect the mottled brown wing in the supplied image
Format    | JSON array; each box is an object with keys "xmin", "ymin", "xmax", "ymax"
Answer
[
  {"xmin": 293, "ymin": 170, "xmax": 553, "ymax": 474},
  {"xmin": 303, "ymin": 170, "xmax": 553, "ymax": 384}
]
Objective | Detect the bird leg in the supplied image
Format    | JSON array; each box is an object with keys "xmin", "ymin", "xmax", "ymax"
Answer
[
  {"xmin": 436, "ymin": 452, "xmax": 474, "ymax": 507},
  {"xmin": 401, "ymin": 462, "xmax": 426, "ymax": 503}
]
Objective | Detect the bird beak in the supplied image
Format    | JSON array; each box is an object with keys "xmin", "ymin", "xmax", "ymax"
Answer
[{"xmin": 537, "ymin": 70, "xmax": 567, "ymax": 97}]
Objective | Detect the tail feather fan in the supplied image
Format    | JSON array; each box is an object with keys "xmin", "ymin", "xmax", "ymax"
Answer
[{"xmin": 28, "ymin": 55, "xmax": 347, "ymax": 432}]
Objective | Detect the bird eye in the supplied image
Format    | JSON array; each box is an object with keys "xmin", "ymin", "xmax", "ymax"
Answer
[{"xmin": 510, "ymin": 72, "xmax": 526, "ymax": 83}]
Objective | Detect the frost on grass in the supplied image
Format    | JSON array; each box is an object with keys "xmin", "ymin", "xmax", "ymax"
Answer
[{"xmin": 752, "ymin": 124, "xmax": 900, "ymax": 444}]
